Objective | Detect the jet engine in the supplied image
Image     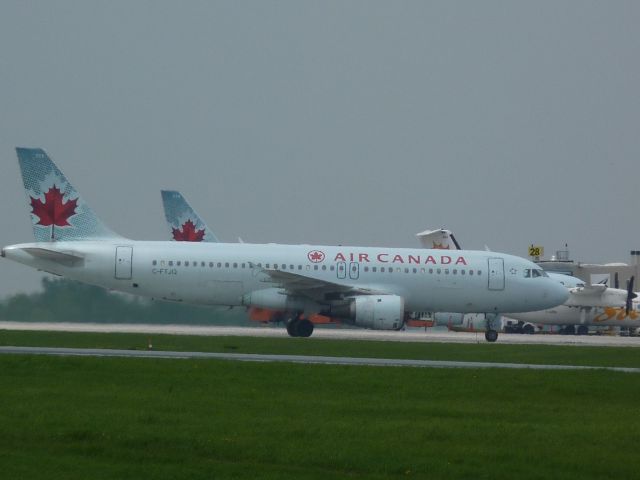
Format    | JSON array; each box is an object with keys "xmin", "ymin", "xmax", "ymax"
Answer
[{"xmin": 333, "ymin": 295, "xmax": 405, "ymax": 330}]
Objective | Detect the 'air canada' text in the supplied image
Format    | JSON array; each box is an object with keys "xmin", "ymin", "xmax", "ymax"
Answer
[{"xmin": 333, "ymin": 252, "xmax": 468, "ymax": 265}]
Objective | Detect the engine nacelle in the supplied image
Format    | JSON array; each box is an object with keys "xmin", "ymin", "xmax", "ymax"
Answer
[
  {"xmin": 242, "ymin": 288, "xmax": 320, "ymax": 313},
  {"xmin": 342, "ymin": 295, "xmax": 405, "ymax": 330}
]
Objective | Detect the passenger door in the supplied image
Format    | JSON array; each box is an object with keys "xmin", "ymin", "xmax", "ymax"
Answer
[{"xmin": 487, "ymin": 258, "xmax": 505, "ymax": 290}]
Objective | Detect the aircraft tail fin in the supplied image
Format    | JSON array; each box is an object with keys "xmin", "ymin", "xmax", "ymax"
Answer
[
  {"xmin": 15, "ymin": 147, "xmax": 122, "ymax": 242},
  {"xmin": 161, "ymin": 190, "xmax": 219, "ymax": 242},
  {"xmin": 415, "ymin": 228, "xmax": 461, "ymax": 250}
]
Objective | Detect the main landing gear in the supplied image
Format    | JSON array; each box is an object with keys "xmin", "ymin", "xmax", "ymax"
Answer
[{"xmin": 286, "ymin": 317, "xmax": 314, "ymax": 338}]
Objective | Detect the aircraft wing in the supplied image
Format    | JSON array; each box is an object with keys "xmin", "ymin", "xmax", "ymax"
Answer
[
  {"xmin": 565, "ymin": 284, "xmax": 627, "ymax": 308},
  {"xmin": 261, "ymin": 268, "xmax": 384, "ymax": 302}
]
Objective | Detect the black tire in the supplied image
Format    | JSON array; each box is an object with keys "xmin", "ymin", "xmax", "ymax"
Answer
[
  {"xmin": 522, "ymin": 324, "xmax": 535, "ymax": 335},
  {"xmin": 565, "ymin": 325, "xmax": 576, "ymax": 335},
  {"xmin": 485, "ymin": 330, "xmax": 498, "ymax": 342},
  {"xmin": 577, "ymin": 325, "xmax": 588, "ymax": 336},
  {"xmin": 296, "ymin": 319, "xmax": 314, "ymax": 338},
  {"xmin": 286, "ymin": 319, "xmax": 300, "ymax": 337}
]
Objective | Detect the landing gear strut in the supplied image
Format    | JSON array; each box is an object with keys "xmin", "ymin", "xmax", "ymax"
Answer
[
  {"xmin": 286, "ymin": 317, "xmax": 314, "ymax": 338},
  {"xmin": 485, "ymin": 313, "xmax": 500, "ymax": 342}
]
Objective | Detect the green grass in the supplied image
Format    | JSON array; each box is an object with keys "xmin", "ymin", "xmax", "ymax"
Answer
[
  {"xmin": 0, "ymin": 355, "xmax": 639, "ymax": 479},
  {"xmin": 1, "ymin": 329, "xmax": 640, "ymax": 368}
]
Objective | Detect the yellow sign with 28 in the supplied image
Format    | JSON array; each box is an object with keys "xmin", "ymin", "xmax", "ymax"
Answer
[{"xmin": 528, "ymin": 245, "xmax": 544, "ymax": 257}]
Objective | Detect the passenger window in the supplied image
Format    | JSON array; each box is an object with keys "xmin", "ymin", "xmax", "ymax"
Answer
[
  {"xmin": 314, "ymin": 265, "xmax": 319, "ymax": 270},
  {"xmin": 330, "ymin": 265, "xmax": 335, "ymax": 271},
  {"xmin": 444, "ymin": 269, "xmax": 449, "ymax": 274},
  {"xmin": 265, "ymin": 264, "xmax": 270, "ymax": 269},
  {"xmin": 152, "ymin": 260, "xmax": 157, "ymax": 266},
  {"xmin": 437, "ymin": 268, "xmax": 441, "ymax": 274},
  {"xmin": 282, "ymin": 264, "xmax": 286, "ymax": 269},
  {"xmin": 225, "ymin": 262, "xmax": 229, "ymax": 268},
  {"xmin": 429, "ymin": 268, "xmax": 433, "ymax": 274},
  {"xmin": 184, "ymin": 261, "xmax": 189, "ymax": 267},
  {"xmin": 381, "ymin": 267, "xmax": 385, "ymax": 272},
  {"xmin": 322, "ymin": 265, "xmax": 327, "ymax": 270},
  {"xmin": 209, "ymin": 262, "xmax": 213, "ymax": 267},
  {"xmin": 404, "ymin": 268, "xmax": 409, "ymax": 273},
  {"xmin": 372, "ymin": 267, "xmax": 377, "ymax": 272},
  {"xmin": 290, "ymin": 265, "xmax": 294, "ymax": 270},
  {"xmin": 218, "ymin": 262, "xmax": 223, "ymax": 268},
  {"xmin": 242, "ymin": 263, "xmax": 246, "ymax": 268},
  {"xmin": 298, "ymin": 265, "xmax": 302, "ymax": 270},
  {"xmin": 413, "ymin": 268, "xmax": 417, "ymax": 273},
  {"xmin": 469, "ymin": 270, "xmax": 474, "ymax": 275},
  {"xmin": 233, "ymin": 263, "xmax": 238, "ymax": 268},
  {"xmin": 523, "ymin": 269, "xmax": 531, "ymax": 278},
  {"xmin": 477, "ymin": 270, "xmax": 482, "ymax": 275},
  {"xmin": 461, "ymin": 270, "xmax": 465, "ymax": 275},
  {"xmin": 452, "ymin": 269, "xmax": 457, "ymax": 275},
  {"xmin": 306, "ymin": 265, "xmax": 310, "ymax": 271}
]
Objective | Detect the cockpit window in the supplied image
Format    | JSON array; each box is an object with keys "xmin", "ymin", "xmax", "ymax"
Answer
[{"xmin": 524, "ymin": 268, "xmax": 547, "ymax": 278}]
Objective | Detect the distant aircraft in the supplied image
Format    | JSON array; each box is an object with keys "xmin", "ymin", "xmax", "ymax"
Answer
[
  {"xmin": 1, "ymin": 148, "xmax": 568, "ymax": 341},
  {"xmin": 161, "ymin": 190, "xmax": 219, "ymax": 243},
  {"xmin": 507, "ymin": 277, "xmax": 638, "ymax": 335}
]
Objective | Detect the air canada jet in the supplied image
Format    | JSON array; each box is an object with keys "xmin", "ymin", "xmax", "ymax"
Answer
[{"xmin": 2, "ymin": 148, "xmax": 569, "ymax": 342}]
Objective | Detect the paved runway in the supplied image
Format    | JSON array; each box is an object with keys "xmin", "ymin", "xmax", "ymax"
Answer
[
  {"xmin": 1, "ymin": 345, "xmax": 639, "ymax": 373},
  {"xmin": 1, "ymin": 321, "xmax": 639, "ymax": 347}
]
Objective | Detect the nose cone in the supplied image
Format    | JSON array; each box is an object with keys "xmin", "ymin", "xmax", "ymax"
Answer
[{"xmin": 545, "ymin": 279, "xmax": 570, "ymax": 308}]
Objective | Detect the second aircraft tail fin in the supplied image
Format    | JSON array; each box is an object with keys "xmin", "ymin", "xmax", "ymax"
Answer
[{"xmin": 161, "ymin": 190, "xmax": 219, "ymax": 242}]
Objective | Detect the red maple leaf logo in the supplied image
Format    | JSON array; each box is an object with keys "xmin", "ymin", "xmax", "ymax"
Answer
[
  {"xmin": 30, "ymin": 185, "xmax": 78, "ymax": 227},
  {"xmin": 307, "ymin": 250, "xmax": 325, "ymax": 263},
  {"xmin": 172, "ymin": 219, "xmax": 206, "ymax": 242}
]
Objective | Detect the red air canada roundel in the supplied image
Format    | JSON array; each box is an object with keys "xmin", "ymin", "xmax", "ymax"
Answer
[{"xmin": 307, "ymin": 250, "xmax": 325, "ymax": 263}]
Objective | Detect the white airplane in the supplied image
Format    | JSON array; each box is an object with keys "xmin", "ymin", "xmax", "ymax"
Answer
[
  {"xmin": 1, "ymin": 148, "xmax": 568, "ymax": 341},
  {"xmin": 415, "ymin": 228, "xmax": 638, "ymax": 335},
  {"xmin": 507, "ymin": 277, "xmax": 638, "ymax": 335},
  {"xmin": 161, "ymin": 190, "xmax": 219, "ymax": 243}
]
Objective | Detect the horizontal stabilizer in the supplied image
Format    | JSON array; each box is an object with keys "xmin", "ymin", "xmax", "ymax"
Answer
[{"xmin": 22, "ymin": 247, "xmax": 84, "ymax": 267}]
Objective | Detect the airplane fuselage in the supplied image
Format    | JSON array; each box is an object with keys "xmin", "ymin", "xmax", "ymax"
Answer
[{"xmin": 2, "ymin": 241, "xmax": 569, "ymax": 315}]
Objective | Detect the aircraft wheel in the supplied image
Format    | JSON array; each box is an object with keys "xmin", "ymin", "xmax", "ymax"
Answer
[
  {"xmin": 577, "ymin": 325, "xmax": 588, "ymax": 336},
  {"xmin": 522, "ymin": 324, "xmax": 535, "ymax": 335},
  {"xmin": 565, "ymin": 325, "xmax": 576, "ymax": 335},
  {"xmin": 485, "ymin": 330, "xmax": 498, "ymax": 342},
  {"xmin": 297, "ymin": 319, "xmax": 314, "ymax": 338},
  {"xmin": 286, "ymin": 319, "xmax": 300, "ymax": 337}
]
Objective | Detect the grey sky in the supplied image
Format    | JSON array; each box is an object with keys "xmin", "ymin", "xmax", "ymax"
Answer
[{"xmin": 1, "ymin": 1, "xmax": 639, "ymax": 297}]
